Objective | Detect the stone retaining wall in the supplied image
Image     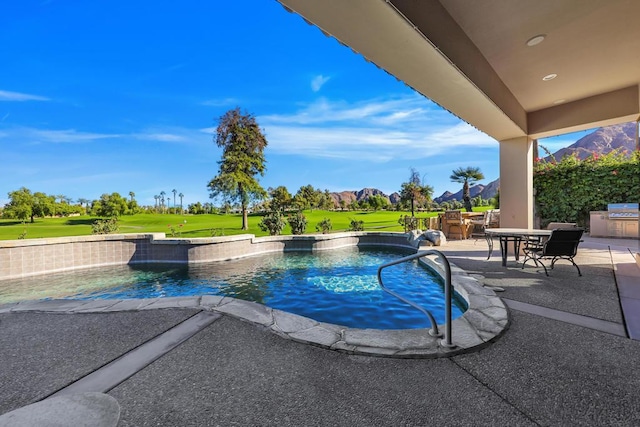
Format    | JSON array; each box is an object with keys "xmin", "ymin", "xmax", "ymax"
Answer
[{"xmin": 0, "ymin": 232, "xmax": 413, "ymax": 280}]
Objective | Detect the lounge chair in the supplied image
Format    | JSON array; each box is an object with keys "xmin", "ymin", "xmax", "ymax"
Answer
[{"xmin": 521, "ymin": 228, "xmax": 585, "ymax": 276}]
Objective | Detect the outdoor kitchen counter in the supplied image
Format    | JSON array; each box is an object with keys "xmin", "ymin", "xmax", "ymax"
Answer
[{"xmin": 590, "ymin": 208, "xmax": 639, "ymax": 238}]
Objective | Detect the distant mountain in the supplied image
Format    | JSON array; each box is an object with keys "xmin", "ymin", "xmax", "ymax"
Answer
[
  {"xmin": 479, "ymin": 178, "xmax": 500, "ymax": 200},
  {"xmin": 330, "ymin": 188, "xmax": 392, "ymax": 206},
  {"xmin": 434, "ymin": 180, "xmax": 498, "ymax": 204},
  {"xmin": 544, "ymin": 122, "xmax": 636, "ymax": 161},
  {"xmin": 330, "ymin": 183, "xmax": 500, "ymax": 207}
]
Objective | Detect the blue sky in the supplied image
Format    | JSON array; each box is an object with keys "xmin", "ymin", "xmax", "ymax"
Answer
[{"xmin": 0, "ymin": 0, "xmax": 588, "ymax": 208}]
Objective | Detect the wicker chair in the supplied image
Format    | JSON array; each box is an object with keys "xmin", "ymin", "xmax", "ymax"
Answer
[{"xmin": 444, "ymin": 210, "xmax": 467, "ymax": 239}]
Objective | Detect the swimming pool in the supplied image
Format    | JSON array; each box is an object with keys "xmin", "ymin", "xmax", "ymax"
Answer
[{"xmin": 0, "ymin": 247, "xmax": 467, "ymax": 329}]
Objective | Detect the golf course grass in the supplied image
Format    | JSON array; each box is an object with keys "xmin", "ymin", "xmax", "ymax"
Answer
[{"xmin": 0, "ymin": 207, "xmax": 493, "ymax": 241}]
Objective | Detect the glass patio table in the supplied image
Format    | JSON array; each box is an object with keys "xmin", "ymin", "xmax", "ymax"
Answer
[{"xmin": 484, "ymin": 228, "xmax": 552, "ymax": 266}]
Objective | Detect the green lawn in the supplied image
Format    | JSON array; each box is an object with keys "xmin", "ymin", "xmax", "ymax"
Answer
[{"xmin": 0, "ymin": 207, "xmax": 493, "ymax": 241}]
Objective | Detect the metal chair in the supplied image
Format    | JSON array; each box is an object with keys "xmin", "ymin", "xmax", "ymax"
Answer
[
  {"xmin": 470, "ymin": 210, "xmax": 498, "ymax": 258},
  {"xmin": 521, "ymin": 228, "xmax": 585, "ymax": 276},
  {"xmin": 470, "ymin": 210, "xmax": 491, "ymax": 238}
]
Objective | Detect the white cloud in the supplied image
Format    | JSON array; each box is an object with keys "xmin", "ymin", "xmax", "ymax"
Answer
[
  {"xmin": 259, "ymin": 96, "xmax": 439, "ymax": 125},
  {"xmin": 134, "ymin": 132, "xmax": 187, "ymax": 142},
  {"xmin": 311, "ymin": 75, "xmax": 330, "ymax": 92},
  {"xmin": 264, "ymin": 122, "xmax": 494, "ymax": 162},
  {"xmin": 0, "ymin": 126, "xmax": 214, "ymax": 147},
  {"xmin": 28, "ymin": 128, "xmax": 120, "ymax": 143},
  {"xmin": 0, "ymin": 90, "xmax": 50, "ymax": 102},
  {"xmin": 260, "ymin": 96, "xmax": 495, "ymax": 161}
]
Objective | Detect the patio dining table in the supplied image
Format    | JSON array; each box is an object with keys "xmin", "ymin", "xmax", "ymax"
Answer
[{"xmin": 485, "ymin": 228, "xmax": 552, "ymax": 266}]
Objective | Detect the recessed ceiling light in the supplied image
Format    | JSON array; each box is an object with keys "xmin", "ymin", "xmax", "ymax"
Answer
[
  {"xmin": 542, "ymin": 73, "xmax": 557, "ymax": 81},
  {"xmin": 526, "ymin": 34, "xmax": 546, "ymax": 47}
]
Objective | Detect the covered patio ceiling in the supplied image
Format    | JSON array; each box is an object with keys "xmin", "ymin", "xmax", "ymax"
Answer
[{"xmin": 277, "ymin": 0, "xmax": 640, "ymax": 141}]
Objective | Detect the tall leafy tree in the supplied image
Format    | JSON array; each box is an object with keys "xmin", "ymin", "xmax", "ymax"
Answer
[
  {"xmin": 294, "ymin": 185, "xmax": 321, "ymax": 211},
  {"xmin": 367, "ymin": 194, "xmax": 389, "ymax": 211},
  {"xmin": 32, "ymin": 192, "xmax": 54, "ymax": 219},
  {"xmin": 268, "ymin": 186, "xmax": 292, "ymax": 213},
  {"xmin": 5, "ymin": 187, "xmax": 34, "ymax": 222},
  {"xmin": 399, "ymin": 168, "xmax": 433, "ymax": 217},
  {"xmin": 318, "ymin": 189, "xmax": 336, "ymax": 211},
  {"xmin": 450, "ymin": 166, "xmax": 485, "ymax": 212},
  {"xmin": 93, "ymin": 193, "xmax": 129, "ymax": 217},
  {"xmin": 208, "ymin": 108, "xmax": 268, "ymax": 230}
]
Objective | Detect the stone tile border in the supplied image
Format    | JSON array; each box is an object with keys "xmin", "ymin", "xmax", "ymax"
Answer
[{"xmin": 0, "ymin": 255, "xmax": 509, "ymax": 358}]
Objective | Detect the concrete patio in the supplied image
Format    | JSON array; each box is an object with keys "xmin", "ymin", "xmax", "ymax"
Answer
[{"xmin": 1, "ymin": 235, "xmax": 639, "ymax": 426}]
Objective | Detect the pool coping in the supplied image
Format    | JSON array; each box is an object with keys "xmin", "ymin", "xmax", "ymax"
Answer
[{"xmin": 0, "ymin": 255, "xmax": 509, "ymax": 358}]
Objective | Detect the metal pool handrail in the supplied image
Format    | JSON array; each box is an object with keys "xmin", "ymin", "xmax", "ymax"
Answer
[{"xmin": 376, "ymin": 250, "xmax": 454, "ymax": 348}]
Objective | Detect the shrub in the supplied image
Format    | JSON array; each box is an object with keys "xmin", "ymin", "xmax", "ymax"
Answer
[
  {"xmin": 91, "ymin": 217, "xmax": 119, "ymax": 234},
  {"xmin": 287, "ymin": 211, "xmax": 308, "ymax": 235},
  {"xmin": 210, "ymin": 228, "xmax": 225, "ymax": 237},
  {"xmin": 348, "ymin": 218, "xmax": 365, "ymax": 231},
  {"xmin": 398, "ymin": 215, "xmax": 418, "ymax": 232},
  {"xmin": 316, "ymin": 217, "xmax": 332, "ymax": 234},
  {"xmin": 534, "ymin": 149, "xmax": 640, "ymax": 226},
  {"xmin": 167, "ymin": 223, "xmax": 184, "ymax": 237},
  {"xmin": 258, "ymin": 210, "xmax": 286, "ymax": 236}
]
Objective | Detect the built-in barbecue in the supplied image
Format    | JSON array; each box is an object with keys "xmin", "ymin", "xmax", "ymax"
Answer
[
  {"xmin": 607, "ymin": 203, "xmax": 639, "ymax": 219},
  {"xmin": 590, "ymin": 203, "xmax": 639, "ymax": 238}
]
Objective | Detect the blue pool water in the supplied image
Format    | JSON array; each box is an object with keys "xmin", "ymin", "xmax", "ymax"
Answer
[{"xmin": 0, "ymin": 247, "xmax": 467, "ymax": 329}]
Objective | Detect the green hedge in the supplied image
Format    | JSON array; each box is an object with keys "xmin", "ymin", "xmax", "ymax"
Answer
[{"xmin": 534, "ymin": 150, "xmax": 640, "ymax": 227}]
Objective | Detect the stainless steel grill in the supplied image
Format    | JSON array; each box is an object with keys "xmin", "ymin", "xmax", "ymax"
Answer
[{"xmin": 608, "ymin": 203, "xmax": 639, "ymax": 220}]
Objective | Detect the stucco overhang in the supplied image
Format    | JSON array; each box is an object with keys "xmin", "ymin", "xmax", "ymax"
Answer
[{"xmin": 277, "ymin": 0, "xmax": 640, "ymax": 141}]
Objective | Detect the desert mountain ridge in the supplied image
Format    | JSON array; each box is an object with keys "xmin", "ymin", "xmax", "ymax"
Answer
[{"xmin": 543, "ymin": 122, "xmax": 636, "ymax": 161}]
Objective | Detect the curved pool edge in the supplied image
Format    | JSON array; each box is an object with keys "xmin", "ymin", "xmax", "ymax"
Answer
[{"xmin": 0, "ymin": 260, "xmax": 509, "ymax": 359}]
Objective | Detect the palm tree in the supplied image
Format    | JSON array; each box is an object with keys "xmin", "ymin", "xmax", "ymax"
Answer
[
  {"xmin": 172, "ymin": 189, "xmax": 177, "ymax": 210},
  {"xmin": 160, "ymin": 191, "xmax": 166, "ymax": 213},
  {"xmin": 450, "ymin": 166, "xmax": 485, "ymax": 212},
  {"xmin": 399, "ymin": 168, "xmax": 433, "ymax": 217},
  {"xmin": 76, "ymin": 198, "xmax": 89, "ymax": 209},
  {"xmin": 178, "ymin": 193, "xmax": 184, "ymax": 214},
  {"xmin": 154, "ymin": 195, "xmax": 159, "ymax": 209},
  {"xmin": 129, "ymin": 191, "xmax": 135, "ymax": 202}
]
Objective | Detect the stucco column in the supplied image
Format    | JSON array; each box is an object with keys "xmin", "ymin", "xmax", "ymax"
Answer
[{"xmin": 499, "ymin": 136, "xmax": 534, "ymax": 228}]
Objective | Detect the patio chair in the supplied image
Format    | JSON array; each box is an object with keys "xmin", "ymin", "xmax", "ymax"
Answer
[
  {"xmin": 444, "ymin": 210, "xmax": 467, "ymax": 239},
  {"xmin": 521, "ymin": 228, "xmax": 585, "ymax": 276},
  {"xmin": 545, "ymin": 222, "xmax": 577, "ymax": 230},
  {"xmin": 470, "ymin": 211, "xmax": 489, "ymax": 237},
  {"xmin": 528, "ymin": 222, "xmax": 578, "ymax": 247},
  {"xmin": 468, "ymin": 210, "xmax": 499, "ymax": 258},
  {"xmin": 487, "ymin": 209, "xmax": 500, "ymax": 227}
]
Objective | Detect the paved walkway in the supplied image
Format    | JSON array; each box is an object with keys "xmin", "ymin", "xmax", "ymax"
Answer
[{"xmin": 1, "ymin": 235, "xmax": 639, "ymax": 426}]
